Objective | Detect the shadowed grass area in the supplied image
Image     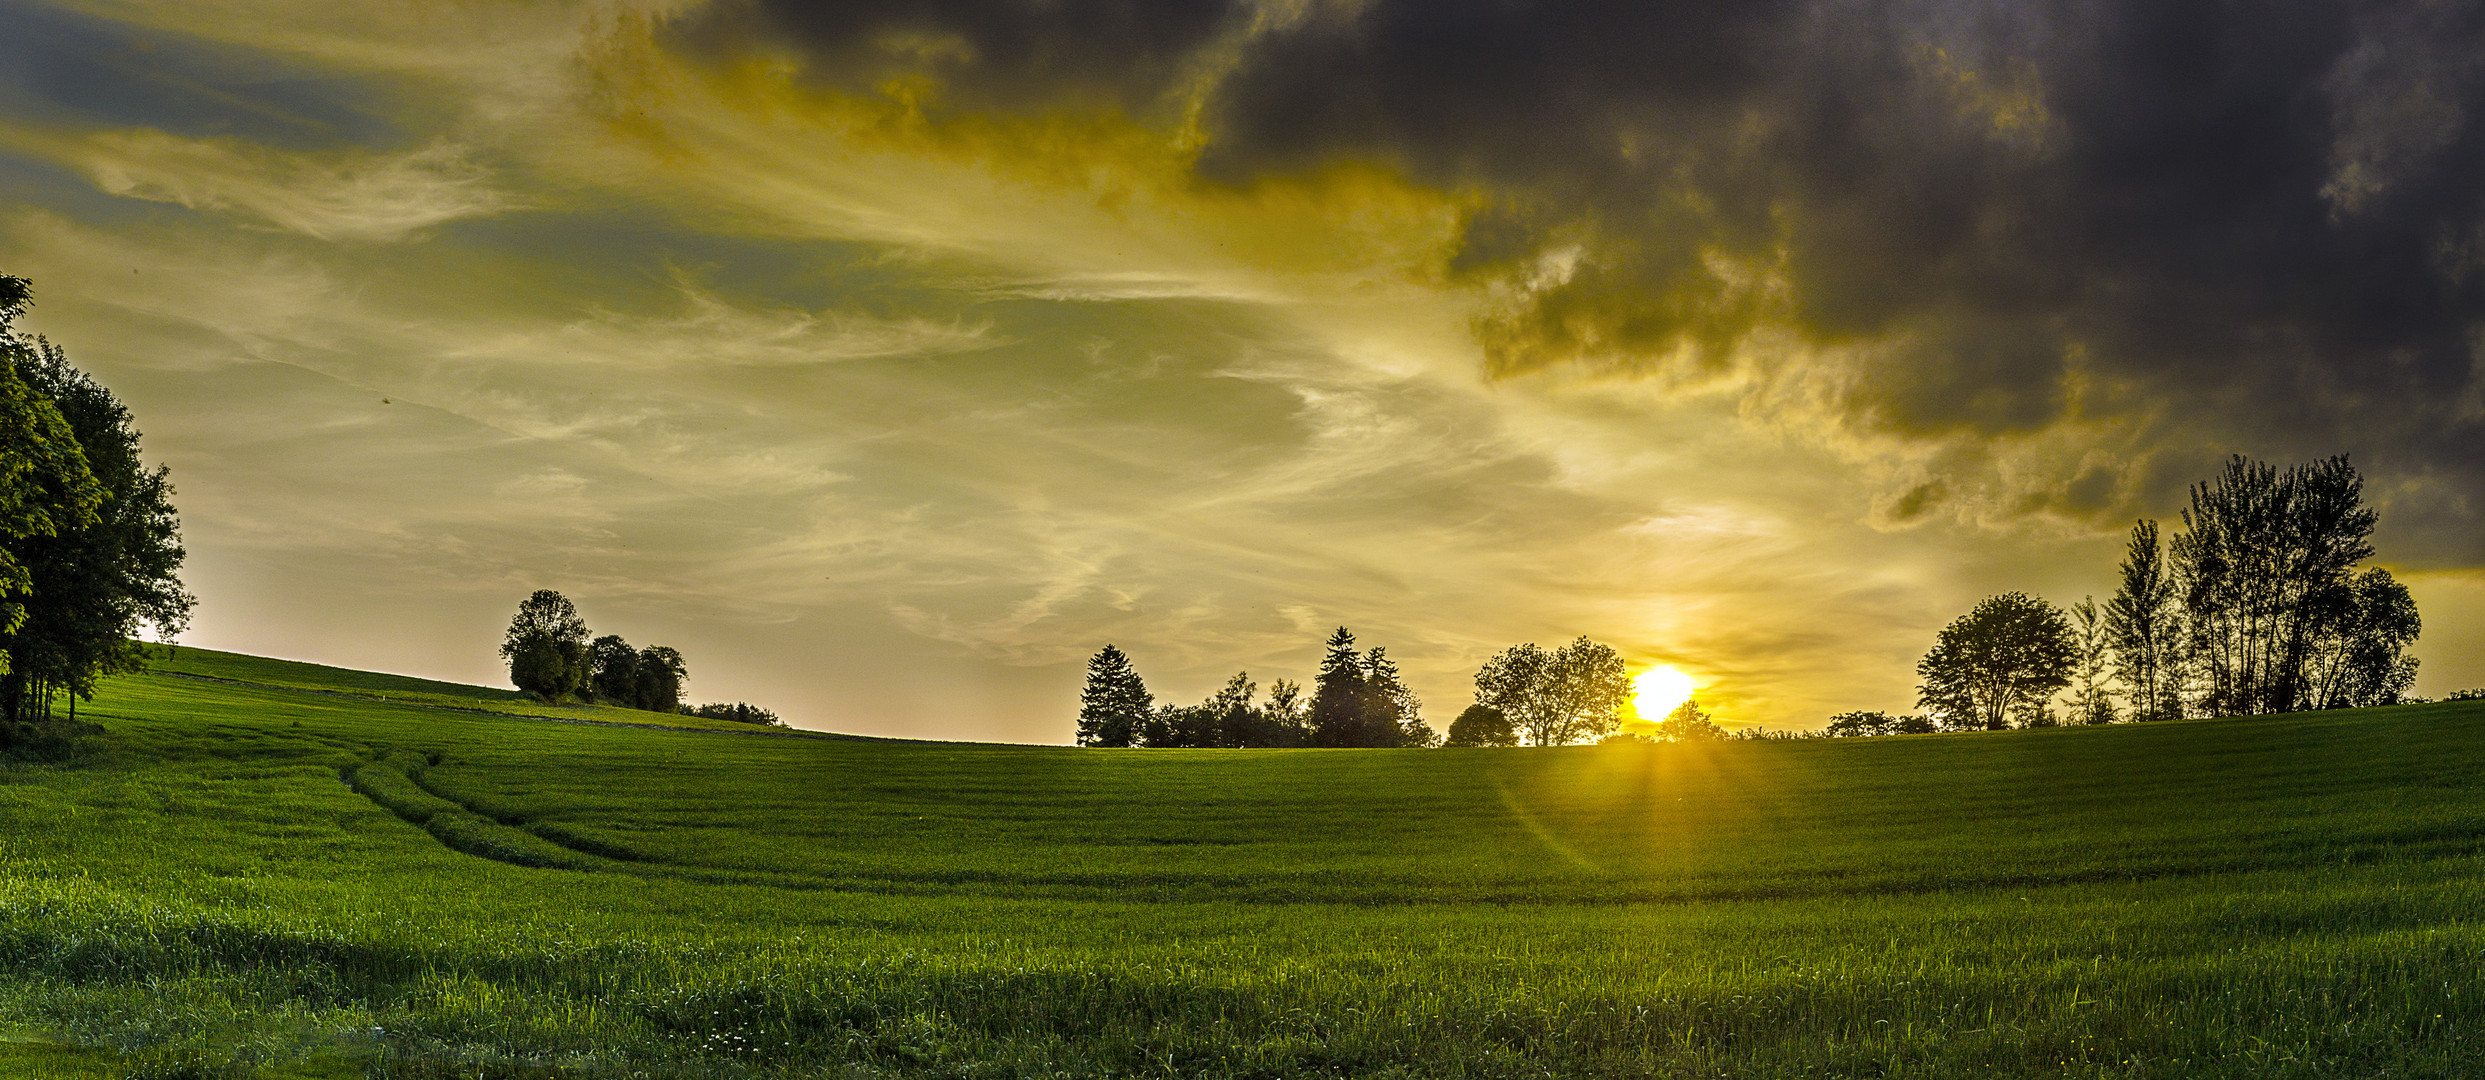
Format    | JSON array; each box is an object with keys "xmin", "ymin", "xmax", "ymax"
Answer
[{"xmin": 1, "ymin": 652, "xmax": 2482, "ymax": 1077}]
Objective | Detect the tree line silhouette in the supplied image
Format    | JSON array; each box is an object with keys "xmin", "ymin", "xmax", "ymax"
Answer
[
  {"xmin": 1081, "ymin": 453, "xmax": 2453, "ymax": 748},
  {"xmin": 1078, "ymin": 628, "xmax": 1702, "ymax": 748},
  {"xmin": 1842, "ymin": 454, "xmax": 2433, "ymax": 735}
]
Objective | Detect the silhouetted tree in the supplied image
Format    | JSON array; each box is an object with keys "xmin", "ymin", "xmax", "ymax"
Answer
[
  {"xmin": 1654, "ymin": 698, "xmax": 1728, "ymax": 741},
  {"xmin": 586, "ymin": 635, "xmax": 639, "ymax": 705},
  {"xmin": 2065, "ymin": 596, "xmax": 2116, "ymax": 724},
  {"xmin": 1474, "ymin": 636, "xmax": 1632, "ymax": 745},
  {"xmin": 1444, "ymin": 702, "xmax": 1516, "ymax": 746},
  {"xmin": 2105, "ymin": 519, "xmax": 2181, "ymax": 721},
  {"xmin": 633, "ymin": 645, "xmax": 686, "ymax": 712},
  {"xmin": 1309, "ymin": 627, "xmax": 1385, "ymax": 746},
  {"xmin": 1365, "ymin": 646, "xmax": 1437, "ymax": 747},
  {"xmin": 1824, "ymin": 710, "xmax": 1905, "ymax": 737},
  {"xmin": 686, "ymin": 701, "xmax": 780, "ymax": 726},
  {"xmin": 2301, "ymin": 566, "xmax": 2421, "ymax": 709},
  {"xmin": 1263, "ymin": 677, "xmax": 1310, "ymax": 743},
  {"xmin": 2171, "ymin": 456, "xmax": 2378, "ymax": 716},
  {"xmin": 1075, "ymin": 644, "xmax": 1152, "ymax": 747},
  {"xmin": 1916, "ymin": 592, "xmax": 2075, "ymax": 731},
  {"xmin": 500, "ymin": 590, "xmax": 589, "ymax": 702},
  {"xmin": 0, "ymin": 285, "xmax": 190, "ymax": 722}
]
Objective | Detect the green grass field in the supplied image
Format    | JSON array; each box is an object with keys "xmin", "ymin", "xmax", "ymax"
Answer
[
  {"xmin": 3, "ymin": 654, "xmax": 2484, "ymax": 1077},
  {"xmin": 137, "ymin": 645, "xmax": 812, "ymax": 735}
]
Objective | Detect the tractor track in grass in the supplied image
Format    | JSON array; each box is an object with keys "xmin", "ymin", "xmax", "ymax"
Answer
[{"xmin": 144, "ymin": 669, "xmax": 863, "ymax": 741}]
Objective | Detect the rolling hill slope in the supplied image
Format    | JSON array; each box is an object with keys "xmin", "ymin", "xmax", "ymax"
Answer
[{"xmin": 0, "ymin": 652, "xmax": 2481, "ymax": 1077}]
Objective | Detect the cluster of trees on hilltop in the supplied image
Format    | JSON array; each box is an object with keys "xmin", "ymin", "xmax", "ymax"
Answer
[
  {"xmin": 497, "ymin": 590, "xmax": 779, "ymax": 724},
  {"xmin": 1836, "ymin": 454, "xmax": 2425, "ymax": 735},
  {"xmin": 1077, "ymin": 628, "xmax": 1434, "ymax": 747},
  {"xmin": 0, "ymin": 276, "xmax": 193, "ymax": 729},
  {"xmin": 1080, "ymin": 630, "xmax": 1717, "ymax": 748}
]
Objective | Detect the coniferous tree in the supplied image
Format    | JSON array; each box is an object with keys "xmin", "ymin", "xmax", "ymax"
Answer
[
  {"xmin": 1363, "ymin": 646, "xmax": 1436, "ymax": 747},
  {"xmin": 499, "ymin": 590, "xmax": 590, "ymax": 703},
  {"xmin": 2105, "ymin": 519, "xmax": 2180, "ymax": 720},
  {"xmin": 1075, "ymin": 644, "xmax": 1152, "ymax": 747},
  {"xmin": 1309, "ymin": 627, "xmax": 1379, "ymax": 746}
]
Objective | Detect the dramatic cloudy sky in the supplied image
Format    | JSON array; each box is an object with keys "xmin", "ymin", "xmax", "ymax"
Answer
[{"xmin": 4, "ymin": 0, "xmax": 2483, "ymax": 740}]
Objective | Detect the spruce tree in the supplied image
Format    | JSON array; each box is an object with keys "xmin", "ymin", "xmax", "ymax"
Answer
[
  {"xmin": 1365, "ymin": 647, "xmax": 1435, "ymax": 747},
  {"xmin": 1308, "ymin": 627, "xmax": 1373, "ymax": 746},
  {"xmin": 1075, "ymin": 644, "xmax": 1151, "ymax": 747}
]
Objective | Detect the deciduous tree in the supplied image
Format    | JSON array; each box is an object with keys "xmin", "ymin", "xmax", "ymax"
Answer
[
  {"xmin": 633, "ymin": 645, "xmax": 686, "ymax": 712},
  {"xmin": 2105, "ymin": 519, "xmax": 2180, "ymax": 721},
  {"xmin": 1474, "ymin": 636, "xmax": 1632, "ymax": 745},
  {"xmin": 500, "ymin": 590, "xmax": 590, "ymax": 702},
  {"xmin": 1654, "ymin": 698, "xmax": 1727, "ymax": 741},
  {"xmin": 2170, "ymin": 456, "xmax": 2377, "ymax": 716},
  {"xmin": 2065, "ymin": 596, "xmax": 2117, "ymax": 724},
  {"xmin": 1916, "ymin": 592, "xmax": 2075, "ymax": 731},
  {"xmin": 0, "ymin": 278, "xmax": 188, "ymax": 721},
  {"xmin": 586, "ymin": 635, "xmax": 638, "ymax": 706},
  {"xmin": 1444, "ymin": 703, "xmax": 1516, "ymax": 746}
]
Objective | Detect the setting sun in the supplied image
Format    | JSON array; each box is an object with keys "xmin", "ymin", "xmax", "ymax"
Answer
[{"xmin": 1633, "ymin": 666, "xmax": 1697, "ymax": 721}]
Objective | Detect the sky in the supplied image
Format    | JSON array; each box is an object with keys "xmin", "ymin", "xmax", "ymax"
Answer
[{"xmin": 2, "ymin": 0, "xmax": 2482, "ymax": 742}]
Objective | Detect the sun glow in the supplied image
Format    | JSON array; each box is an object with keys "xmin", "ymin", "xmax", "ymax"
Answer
[{"xmin": 1633, "ymin": 666, "xmax": 1697, "ymax": 721}]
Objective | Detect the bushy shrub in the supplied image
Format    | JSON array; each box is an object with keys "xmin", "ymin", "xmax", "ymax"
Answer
[{"xmin": 682, "ymin": 702, "xmax": 781, "ymax": 726}]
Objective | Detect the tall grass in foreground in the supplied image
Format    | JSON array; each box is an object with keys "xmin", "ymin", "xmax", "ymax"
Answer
[{"xmin": 0, "ymin": 663, "xmax": 2480, "ymax": 1077}]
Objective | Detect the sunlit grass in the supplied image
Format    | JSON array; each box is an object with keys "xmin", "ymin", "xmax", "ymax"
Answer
[{"xmin": 0, "ymin": 657, "xmax": 2480, "ymax": 1076}]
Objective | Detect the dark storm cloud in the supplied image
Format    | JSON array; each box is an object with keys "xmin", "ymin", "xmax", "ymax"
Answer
[
  {"xmin": 675, "ymin": 0, "xmax": 1236, "ymax": 115},
  {"xmin": 698, "ymin": 0, "xmax": 2485, "ymax": 555}
]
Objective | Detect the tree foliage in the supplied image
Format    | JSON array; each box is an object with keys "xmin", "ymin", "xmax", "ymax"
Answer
[
  {"xmin": 2065, "ymin": 596, "xmax": 2117, "ymax": 725},
  {"xmin": 1916, "ymin": 592, "xmax": 2076, "ymax": 731},
  {"xmin": 1822, "ymin": 710, "xmax": 1929, "ymax": 737},
  {"xmin": 500, "ymin": 590, "xmax": 590, "ymax": 703},
  {"xmin": 2105, "ymin": 519, "xmax": 2181, "ymax": 721},
  {"xmin": 2171, "ymin": 456, "xmax": 2381, "ymax": 716},
  {"xmin": 1444, "ymin": 703, "xmax": 1516, "ymax": 746},
  {"xmin": 1653, "ymin": 698, "xmax": 1727, "ymax": 741},
  {"xmin": 683, "ymin": 701, "xmax": 780, "ymax": 726},
  {"xmin": 2299, "ymin": 566, "xmax": 2420, "ymax": 710},
  {"xmin": 633, "ymin": 645, "xmax": 687, "ymax": 713},
  {"xmin": 586, "ymin": 635, "xmax": 639, "ymax": 705},
  {"xmin": 0, "ymin": 275, "xmax": 189, "ymax": 722},
  {"xmin": 1075, "ymin": 644, "xmax": 1152, "ymax": 747},
  {"xmin": 1474, "ymin": 636, "xmax": 1632, "ymax": 746}
]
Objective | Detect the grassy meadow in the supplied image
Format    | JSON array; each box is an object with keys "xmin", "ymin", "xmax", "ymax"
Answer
[{"xmin": 2, "ymin": 653, "xmax": 2484, "ymax": 1077}]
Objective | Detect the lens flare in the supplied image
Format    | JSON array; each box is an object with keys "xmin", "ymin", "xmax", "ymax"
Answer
[{"xmin": 1633, "ymin": 666, "xmax": 1697, "ymax": 721}]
